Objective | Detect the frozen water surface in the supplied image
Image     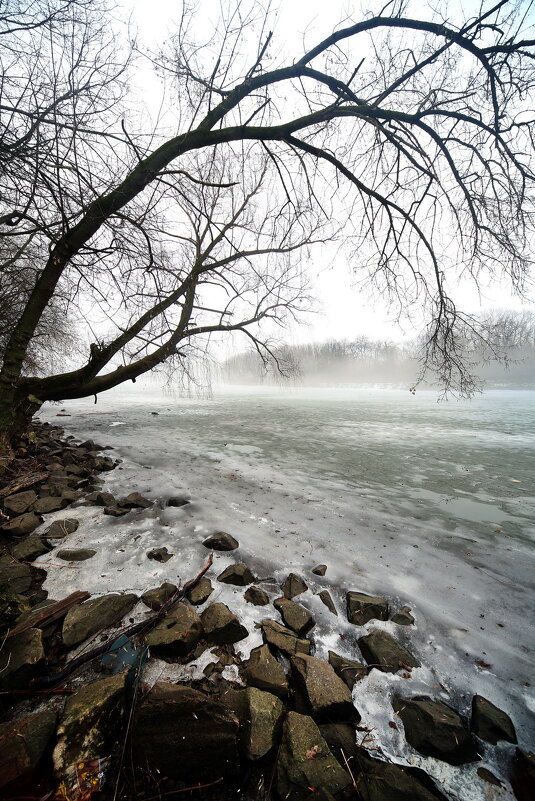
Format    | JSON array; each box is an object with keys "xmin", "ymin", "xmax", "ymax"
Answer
[{"xmin": 38, "ymin": 386, "xmax": 535, "ymax": 798}]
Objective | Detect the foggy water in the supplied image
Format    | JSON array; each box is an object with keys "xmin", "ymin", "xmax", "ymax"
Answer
[{"xmin": 39, "ymin": 386, "xmax": 535, "ymax": 790}]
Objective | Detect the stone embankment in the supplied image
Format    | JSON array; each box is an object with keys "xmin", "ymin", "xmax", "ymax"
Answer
[{"xmin": 0, "ymin": 422, "xmax": 532, "ymax": 800}]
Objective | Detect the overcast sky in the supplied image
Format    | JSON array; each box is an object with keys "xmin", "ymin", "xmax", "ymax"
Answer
[{"xmin": 119, "ymin": 0, "xmax": 534, "ymax": 348}]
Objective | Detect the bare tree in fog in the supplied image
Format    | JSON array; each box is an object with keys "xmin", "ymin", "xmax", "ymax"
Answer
[{"xmin": 1, "ymin": 0, "xmax": 534, "ymax": 462}]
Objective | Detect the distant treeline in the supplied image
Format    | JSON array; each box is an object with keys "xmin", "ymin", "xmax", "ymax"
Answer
[{"xmin": 221, "ymin": 310, "xmax": 535, "ymax": 388}]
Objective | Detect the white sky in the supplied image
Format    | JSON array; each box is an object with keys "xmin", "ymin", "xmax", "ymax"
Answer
[{"xmin": 118, "ymin": 0, "xmax": 534, "ymax": 348}]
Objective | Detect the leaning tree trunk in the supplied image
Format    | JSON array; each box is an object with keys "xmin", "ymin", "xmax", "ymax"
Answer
[{"xmin": 0, "ymin": 381, "xmax": 43, "ymax": 475}]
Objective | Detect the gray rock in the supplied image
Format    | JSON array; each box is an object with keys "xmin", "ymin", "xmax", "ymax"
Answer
[
  {"xmin": 477, "ymin": 767, "xmax": 503, "ymax": 788},
  {"xmin": 201, "ymin": 603, "xmax": 248, "ymax": 644},
  {"xmin": 0, "ymin": 511, "xmax": 42, "ymax": 537},
  {"xmin": 0, "ymin": 708, "xmax": 57, "ymax": 789},
  {"xmin": 391, "ymin": 606, "xmax": 415, "ymax": 626},
  {"xmin": 312, "ymin": 564, "xmax": 327, "ymax": 576},
  {"xmin": 358, "ymin": 629, "xmax": 420, "ymax": 673},
  {"xmin": 0, "ymin": 628, "xmax": 45, "ymax": 690},
  {"xmin": 244, "ymin": 644, "xmax": 289, "ymax": 699},
  {"xmin": 44, "ymin": 518, "xmax": 79, "ymax": 539},
  {"xmin": 511, "ymin": 748, "xmax": 535, "ymax": 801},
  {"xmin": 291, "ymin": 653, "xmax": 358, "ymax": 722},
  {"xmin": 146, "ymin": 546, "xmax": 173, "ymax": 562},
  {"xmin": 261, "ymin": 619, "xmax": 311, "ymax": 657},
  {"xmin": 93, "ymin": 456, "xmax": 116, "ymax": 471},
  {"xmin": 0, "ymin": 554, "xmax": 33, "ymax": 594},
  {"xmin": 119, "ymin": 491, "xmax": 152, "ymax": 508},
  {"xmin": 11, "ymin": 534, "xmax": 51, "ymax": 562},
  {"xmin": 62, "ymin": 593, "xmax": 138, "ymax": 648},
  {"xmin": 186, "ymin": 577, "xmax": 213, "ymax": 605},
  {"xmin": 347, "ymin": 591, "xmax": 389, "ymax": 625},
  {"xmin": 244, "ymin": 586, "xmax": 270, "ymax": 605},
  {"xmin": 145, "ymin": 603, "xmax": 203, "ymax": 658},
  {"xmin": 317, "ymin": 589, "xmax": 338, "ymax": 615},
  {"xmin": 355, "ymin": 748, "xmax": 449, "ymax": 801},
  {"xmin": 103, "ymin": 505, "xmax": 129, "ymax": 516},
  {"xmin": 202, "ymin": 531, "xmax": 239, "ymax": 551},
  {"xmin": 281, "ymin": 572, "xmax": 308, "ymax": 599},
  {"xmin": 242, "ymin": 687, "xmax": 284, "ymax": 760},
  {"xmin": 393, "ymin": 696, "xmax": 480, "ymax": 765},
  {"xmin": 85, "ymin": 490, "xmax": 116, "ymax": 506},
  {"xmin": 53, "ymin": 673, "xmax": 125, "ymax": 774},
  {"xmin": 328, "ymin": 650, "xmax": 367, "ymax": 688},
  {"xmin": 276, "ymin": 711, "xmax": 352, "ymax": 796},
  {"xmin": 217, "ymin": 562, "xmax": 254, "ymax": 586},
  {"xmin": 56, "ymin": 548, "xmax": 96, "ymax": 562},
  {"xmin": 167, "ymin": 496, "xmax": 190, "ymax": 507},
  {"xmin": 134, "ymin": 683, "xmax": 239, "ymax": 782},
  {"xmin": 274, "ymin": 596, "xmax": 315, "ymax": 636},
  {"xmin": 31, "ymin": 495, "xmax": 69, "ymax": 514},
  {"xmin": 142, "ymin": 582, "xmax": 177, "ymax": 611},
  {"xmin": 471, "ymin": 694, "xmax": 517, "ymax": 744},
  {"xmin": 0, "ymin": 589, "xmax": 30, "ymax": 634},
  {"xmin": 3, "ymin": 490, "xmax": 38, "ymax": 516}
]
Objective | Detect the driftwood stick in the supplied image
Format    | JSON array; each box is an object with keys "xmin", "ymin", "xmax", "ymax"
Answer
[
  {"xmin": 0, "ymin": 471, "xmax": 49, "ymax": 498},
  {"xmin": 5, "ymin": 591, "xmax": 91, "ymax": 639},
  {"xmin": 30, "ymin": 553, "xmax": 213, "ymax": 690}
]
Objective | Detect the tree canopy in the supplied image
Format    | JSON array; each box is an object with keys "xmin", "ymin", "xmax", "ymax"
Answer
[{"xmin": 0, "ymin": 0, "xmax": 534, "ymax": 455}]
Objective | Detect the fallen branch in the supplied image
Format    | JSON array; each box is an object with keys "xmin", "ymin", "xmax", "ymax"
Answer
[
  {"xmin": 0, "ymin": 471, "xmax": 48, "ymax": 498},
  {"xmin": 5, "ymin": 591, "xmax": 91, "ymax": 639}
]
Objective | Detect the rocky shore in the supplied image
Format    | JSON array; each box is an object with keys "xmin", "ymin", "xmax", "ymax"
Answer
[{"xmin": 0, "ymin": 421, "xmax": 533, "ymax": 801}]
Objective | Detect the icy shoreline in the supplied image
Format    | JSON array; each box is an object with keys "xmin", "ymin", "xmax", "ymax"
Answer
[{"xmin": 13, "ymin": 385, "xmax": 529, "ymax": 799}]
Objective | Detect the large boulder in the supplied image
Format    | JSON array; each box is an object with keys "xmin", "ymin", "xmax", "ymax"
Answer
[
  {"xmin": 201, "ymin": 603, "xmax": 248, "ymax": 644},
  {"xmin": 119, "ymin": 491, "xmax": 152, "ymax": 508},
  {"xmin": 242, "ymin": 687, "xmax": 285, "ymax": 760},
  {"xmin": 510, "ymin": 748, "xmax": 535, "ymax": 801},
  {"xmin": 358, "ymin": 629, "xmax": 420, "ymax": 673},
  {"xmin": 0, "ymin": 708, "xmax": 57, "ymax": 789},
  {"xmin": 186, "ymin": 577, "xmax": 213, "ymax": 605},
  {"xmin": 274, "ymin": 596, "xmax": 315, "ymax": 636},
  {"xmin": 244, "ymin": 586, "xmax": 270, "ymax": 606},
  {"xmin": 62, "ymin": 593, "xmax": 138, "ymax": 648},
  {"xmin": 217, "ymin": 562, "xmax": 254, "ymax": 586},
  {"xmin": 3, "ymin": 490, "xmax": 38, "ymax": 516},
  {"xmin": 43, "ymin": 518, "xmax": 79, "ymax": 539},
  {"xmin": 0, "ymin": 628, "xmax": 45, "ymax": 690},
  {"xmin": 31, "ymin": 495, "xmax": 70, "ymax": 514},
  {"xmin": 0, "ymin": 512, "xmax": 42, "ymax": 537},
  {"xmin": 393, "ymin": 696, "xmax": 480, "ymax": 765},
  {"xmin": 0, "ymin": 589, "xmax": 30, "ymax": 634},
  {"xmin": 317, "ymin": 590, "xmax": 338, "ymax": 615},
  {"xmin": 145, "ymin": 603, "xmax": 203, "ymax": 658},
  {"xmin": 56, "ymin": 548, "xmax": 96, "ymax": 562},
  {"xmin": 244, "ymin": 644, "xmax": 289, "ymax": 699},
  {"xmin": 276, "ymin": 712, "xmax": 352, "ymax": 797},
  {"xmin": 470, "ymin": 694, "xmax": 517, "ymax": 744},
  {"xmin": 328, "ymin": 650, "xmax": 367, "ymax": 689},
  {"xmin": 53, "ymin": 674, "xmax": 125, "ymax": 774},
  {"xmin": 355, "ymin": 749, "xmax": 449, "ymax": 801},
  {"xmin": 11, "ymin": 534, "xmax": 51, "ymax": 562},
  {"xmin": 281, "ymin": 573, "xmax": 308, "ymax": 599},
  {"xmin": 0, "ymin": 554, "xmax": 33, "ymax": 594},
  {"xmin": 391, "ymin": 606, "xmax": 415, "ymax": 626},
  {"xmin": 261, "ymin": 619, "xmax": 311, "ymax": 657},
  {"xmin": 202, "ymin": 531, "xmax": 239, "ymax": 551},
  {"xmin": 291, "ymin": 654, "xmax": 358, "ymax": 723},
  {"xmin": 134, "ymin": 683, "xmax": 240, "ymax": 782},
  {"xmin": 346, "ymin": 591, "xmax": 389, "ymax": 625},
  {"xmin": 141, "ymin": 582, "xmax": 177, "ymax": 611}
]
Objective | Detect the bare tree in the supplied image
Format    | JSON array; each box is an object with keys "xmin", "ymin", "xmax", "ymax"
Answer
[{"xmin": 0, "ymin": 0, "xmax": 534, "ymax": 465}]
